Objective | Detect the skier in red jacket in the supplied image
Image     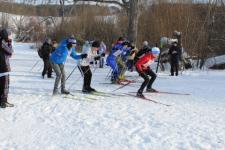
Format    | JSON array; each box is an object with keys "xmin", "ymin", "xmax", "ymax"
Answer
[{"xmin": 135, "ymin": 47, "xmax": 160, "ymax": 98}]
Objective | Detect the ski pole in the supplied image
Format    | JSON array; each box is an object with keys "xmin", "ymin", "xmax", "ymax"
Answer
[
  {"xmin": 105, "ymin": 68, "xmax": 112, "ymax": 80},
  {"xmin": 156, "ymin": 51, "xmax": 161, "ymax": 73},
  {"xmin": 68, "ymin": 65, "xmax": 94, "ymax": 90},
  {"xmin": 58, "ymin": 65, "xmax": 78, "ymax": 89},
  {"xmin": 30, "ymin": 60, "xmax": 40, "ymax": 72}
]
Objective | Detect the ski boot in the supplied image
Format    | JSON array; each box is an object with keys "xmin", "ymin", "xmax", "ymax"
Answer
[
  {"xmin": 82, "ymin": 88, "xmax": 92, "ymax": 94},
  {"xmin": 146, "ymin": 88, "xmax": 158, "ymax": 93},
  {"xmin": 0, "ymin": 102, "xmax": 14, "ymax": 108},
  {"xmin": 53, "ymin": 89, "xmax": 60, "ymax": 95},
  {"xmin": 61, "ymin": 89, "xmax": 70, "ymax": 95},
  {"xmin": 136, "ymin": 91, "xmax": 145, "ymax": 98},
  {"xmin": 88, "ymin": 87, "xmax": 96, "ymax": 92}
]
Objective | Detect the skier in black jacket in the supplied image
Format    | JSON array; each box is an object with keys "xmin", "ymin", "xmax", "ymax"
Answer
[
  {"xmin": 168, "ymin": 42, "xmax": 181, "ymax": 76},
  {"xmin": 0, "ymin": 29, "xmax": 14, "ymax": 108},
  {"xmin": 134, "ymin": 41, "xmax": 151, "ymax": 64}
]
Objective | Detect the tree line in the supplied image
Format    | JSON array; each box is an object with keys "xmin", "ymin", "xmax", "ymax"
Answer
[{"xmin": 0, "ymin": 0, "xmax": 225, "ymax": 69}]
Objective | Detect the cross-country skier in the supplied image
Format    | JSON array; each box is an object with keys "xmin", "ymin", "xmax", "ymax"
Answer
[
  {"xmin": 79, "ymin": 40, "xmax": 102, "ymax": 93},
  {"xmin": 106, "ymin": 37, "xmax": 130, "ymax": 84},
  {"xmin": 50, "ymin": 36, "xmax": 87, "ymax": 95},
  {"xmin": 135, "ymin": 47, "xmax": 160, "ymax": 98},
  {"xmin": 0, "ymin": 29, "xmax": 14, "ymax": 108}
]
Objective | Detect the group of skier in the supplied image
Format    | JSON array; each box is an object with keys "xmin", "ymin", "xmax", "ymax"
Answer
[
  {"xmin": 0, "ymin": 29, "xmax": 182, "ymax": 108},
  {"xmin": 106, "ymin": 37, "xmax": 160, "ymax": 98}
]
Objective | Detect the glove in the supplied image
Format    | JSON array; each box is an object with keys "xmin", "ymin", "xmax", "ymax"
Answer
[
  {"xmin": 81, "ymin": 53, "xmax": 87, "ymax": 59},
  {"xmin": 101, "ymin": 53, "xmax": 105, "ymax": 57},
  {"xmin": 139, "ymin": 71, "xmax": 145, "ymax": 76}
]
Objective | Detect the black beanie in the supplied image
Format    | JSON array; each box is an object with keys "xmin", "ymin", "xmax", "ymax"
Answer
[
  {"xmin": 92, "ymin": 40, "xmax": 100, "ymax": 48},
  {"xmin": 0, "ymin": 29, "xmax": 10, "ymax": 40}
]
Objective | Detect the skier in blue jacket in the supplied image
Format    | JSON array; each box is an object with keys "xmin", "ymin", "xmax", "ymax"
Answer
[
  {"xmin": 50, "ymin": 36, "xmax": 87, "ymax": 95},
  {"xmin": 106, "ymin": 38, "xmax": 130, "ymax": 84}
]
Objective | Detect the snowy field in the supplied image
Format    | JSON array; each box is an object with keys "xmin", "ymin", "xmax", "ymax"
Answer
[{"xmin": 0, "ymin": 42, "xmax": 225, "ymax": 150}]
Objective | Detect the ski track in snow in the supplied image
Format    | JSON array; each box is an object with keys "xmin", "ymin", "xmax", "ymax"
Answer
[{"xmin": 0, "ymin": 42, "xmax": 225, "ymax": 150}]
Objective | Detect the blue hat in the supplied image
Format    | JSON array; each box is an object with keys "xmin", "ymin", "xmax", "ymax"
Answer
[{"xmin": 151, "ymin": 47, "xmax": 160, "ymax": 55}]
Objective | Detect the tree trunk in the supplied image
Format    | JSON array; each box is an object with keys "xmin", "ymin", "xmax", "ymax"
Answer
[
  {"xmin": 128, "ymin": 0, "xmax": 139, "ymax": 45},
  {"xmin": 60, "ymin": 0, "xmax": 65, "ymax": 33}
]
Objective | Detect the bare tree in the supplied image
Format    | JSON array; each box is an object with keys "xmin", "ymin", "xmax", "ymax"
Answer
[{"xmin": 71, "ymin": 0, "xmax": 139, "ymax": 44}]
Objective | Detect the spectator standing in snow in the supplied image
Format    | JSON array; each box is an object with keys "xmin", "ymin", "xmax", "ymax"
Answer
[
  {"xmin": 0, "ymin": 29, "xmax": 14, "ymax": 108},
  {"xmin": 40, "ymin": 38, "xmax": 54, "ymax": 78},
  {"xmin": 168, "ymin": 41, "xmax": 181, "ymax": 76}
]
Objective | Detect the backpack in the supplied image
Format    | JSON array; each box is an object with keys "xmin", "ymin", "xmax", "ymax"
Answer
[{"xmin": 37, "ymin": 47, "xmax": 43, "ymax": 58}]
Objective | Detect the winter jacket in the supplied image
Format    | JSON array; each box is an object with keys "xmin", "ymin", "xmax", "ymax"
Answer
[
  {"xmin": 107, "ymin": 43, "xmax": 130, "ymax": 63},
  {"xmin": 168, "ymin": 45, "xmax": 181, "ymax": 61},
  {"xmin": 134, "ymin": 46, "xmax": 150, "ymax": 64},
  {"xmin": 50, "ymin": 39, "xmax": 82, "ymax": 64},
  {"xmin": 0, "ymin": 39, "xmax": 13, "ymax": 73},
  {"xmin": 40, "ymin": 42, "xmax": 53, "ymax": 60},
  {"xmin": 79, "ymin": 47, "xmax": 100, "ymax": 66},
  {"xmin": 135, "ymin": 53, "xmax": 156, "ymax": 73}
]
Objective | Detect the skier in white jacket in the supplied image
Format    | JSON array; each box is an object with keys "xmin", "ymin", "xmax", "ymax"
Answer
[{"xmin": 79, "ymin": 40, "xmax": 103, "ymax": 93}]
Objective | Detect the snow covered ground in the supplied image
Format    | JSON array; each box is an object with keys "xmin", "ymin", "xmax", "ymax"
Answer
[{"xmin": 0, "ymin": 42, "xmax": 225, "ymax": 150}]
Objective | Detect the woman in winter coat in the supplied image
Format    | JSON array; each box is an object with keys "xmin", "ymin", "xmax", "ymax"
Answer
[{"xmin": 0, "ymin": 29, "xmax": 14, "ymax": 108}]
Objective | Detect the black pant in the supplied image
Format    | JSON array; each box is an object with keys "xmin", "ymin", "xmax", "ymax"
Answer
[
  {"xmin": 42, "ymin": 59, "xmax": 52, "ymax": 77},
  {"xmin": 138, "ymin": 69, "xmax": 156, "ymax": 93},
  {"xmin": 80, "ymin": 66, "xmax": 92, "ymax": 90},
  {"xmin": 170, "ymin": 59, "xmax": 179, "ymax": 76},
  {"xmin": 0, "ymin": 75, "xmax": 9, "ymax": 103}
]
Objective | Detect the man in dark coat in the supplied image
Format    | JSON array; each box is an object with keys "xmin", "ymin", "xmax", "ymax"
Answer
[
  {"xmin": 40, "ymin": 38, "xmax": 53, "ymax": 78},
  {"xmin": 0, "ymin": 29, "xmax": 14, "ymax": 108},
  {"xmin": 168, "ymin": 42, "xmax": 181, "ymax": 76}
]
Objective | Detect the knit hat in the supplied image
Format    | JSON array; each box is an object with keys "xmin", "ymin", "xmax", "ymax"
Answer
[
  {"xmin": 122, "ymin": 40, "xmax": 130, "ymax": 46},
  {"xmin": 0, "ymin": 29, "xmax": 11, "ymax": 40},
  {"xmin": 118, "ymin": 37, "xmax": 124, "ymax": 42},
  {"xmin": 92, "ymin": 40, "xmax": 100, "ymax": 48},
  {"xmin": 151, "ymin": 47, "xmax": 160, "ymax": 55}
]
